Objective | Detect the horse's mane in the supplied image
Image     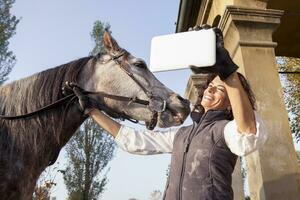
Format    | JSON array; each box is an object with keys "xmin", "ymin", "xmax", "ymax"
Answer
[{"xmin": 0, "ymin": 56, "xmax": 94, "ymax": 165}]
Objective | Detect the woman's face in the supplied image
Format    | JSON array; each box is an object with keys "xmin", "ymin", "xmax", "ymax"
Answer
[{"xmin": 201, "ymin": 76, "xmax": 230, "ymax": 112}]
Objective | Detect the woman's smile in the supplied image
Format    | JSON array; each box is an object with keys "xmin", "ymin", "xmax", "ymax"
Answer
[{"xmin": 201, "ymin": 76, "xmax": 230, "ymax": 112}]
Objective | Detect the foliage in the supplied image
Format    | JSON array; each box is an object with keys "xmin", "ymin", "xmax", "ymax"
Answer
[
  {"xmin": 277, "ymin": 57, "xmax": 300, "ymax": 141},
  {"xmin": 90, "ymin": 20, "xmax": 111, "ymax": 56},
  {"xmin": 0, "ymin": 0, "xmax": 19, "ymax": 84},
  {"xmin": 63, "ymin": 118, "xmax": 115, "ymax": 200},
  {"xmin": 63, "ymin": 20, "xmax": 115, "ymax": 200},
  {"xmin": 296, "ymin": 151, "xmax": 300, "ymax": 165},
  {"xmin": 33, "ymin": 163, "xmax": 59, "ymax": 200},
  {"xmin": 166, "ymin": 164, "xmax": 170, "ymax": 177},
  {"xmin": 149, "ymin": 190, "xmax": 162, "ymax": 200}
]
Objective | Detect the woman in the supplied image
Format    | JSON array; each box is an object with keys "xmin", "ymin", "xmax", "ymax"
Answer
[{"xmin": 75, "ymin": 27, "xmax": 267, "ymax": 200}]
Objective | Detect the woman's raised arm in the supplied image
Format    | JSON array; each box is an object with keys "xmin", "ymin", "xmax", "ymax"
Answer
[{"xmin": 223, "ymin": 72, "xmax": 257, "ymax": 134}]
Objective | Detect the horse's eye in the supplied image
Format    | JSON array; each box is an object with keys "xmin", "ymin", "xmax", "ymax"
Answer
[{"xmin": 134, "ymin": 62, "xmax": 147, "ymax": 69}]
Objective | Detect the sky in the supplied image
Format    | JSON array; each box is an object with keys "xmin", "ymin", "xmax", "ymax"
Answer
[
  {"xmin": 9, "ymin": 1, "xmax": 190, "ymax": 200},
  {"xmin": 7, "ymin": 1, "xmax": 300, "ymax": 200}
]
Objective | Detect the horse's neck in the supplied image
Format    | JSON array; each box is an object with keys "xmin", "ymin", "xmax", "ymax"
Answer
[
  {"xmin": 0, "ymin": 69, "xmax": 86, "ymax": 165},
  {"xmin": 0, "ymin": 57, "xmax": 94, "ymax": 200},
  {"xmin": 58, "ymin": 106, "xmax": 86, "ymax": 146}
]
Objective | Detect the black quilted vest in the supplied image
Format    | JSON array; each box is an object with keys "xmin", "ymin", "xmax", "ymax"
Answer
[{"xmin": 163, "ymin": 110, "xmax": 238, "ymax": 200}]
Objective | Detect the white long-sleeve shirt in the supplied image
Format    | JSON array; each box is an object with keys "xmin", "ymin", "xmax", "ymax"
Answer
[{"xmin": 115, "ymin": 113, "xmax": 267, "ymax": 156}]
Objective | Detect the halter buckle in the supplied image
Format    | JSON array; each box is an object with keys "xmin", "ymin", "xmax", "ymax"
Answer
[{"xmin": 148, "ymin": 96, "xmax": 167, "ymax": 113}]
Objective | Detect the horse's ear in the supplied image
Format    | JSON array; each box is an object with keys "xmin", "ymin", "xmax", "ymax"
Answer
[{"xmin": 103, "ymin": 31, "xmax": 122, "ymax": 54}]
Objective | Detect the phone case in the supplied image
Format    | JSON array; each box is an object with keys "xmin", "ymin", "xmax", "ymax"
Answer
[{"xmin": 149, "ymin": 29, "xmax": 216, "ymax": 72}]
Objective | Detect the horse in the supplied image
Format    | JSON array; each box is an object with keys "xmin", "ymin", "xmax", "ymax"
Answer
[{"xmin": 0, "ymin": 31, "xmax": 190, "ymax": 199}]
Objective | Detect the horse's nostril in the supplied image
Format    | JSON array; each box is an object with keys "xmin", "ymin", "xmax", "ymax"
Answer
[
  {"xmin": 177, "ymin": 95, "xmax": 184, "ymax": 101},
  {"xmin": 177, "ymin": 95, "xmax": 190, "ymax": 105}
]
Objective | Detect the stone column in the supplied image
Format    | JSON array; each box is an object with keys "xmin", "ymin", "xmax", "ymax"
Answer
[
  {"xmin": 232, "ymin": 158, "xmax": 244, "ymax": 200},
  {"xmin": 219, "ymin": 6, "xmax": 300, "ymax": 200},
  {"xmin": 184, "ymin": 74, "xmax": 208, "ymax": 106}
]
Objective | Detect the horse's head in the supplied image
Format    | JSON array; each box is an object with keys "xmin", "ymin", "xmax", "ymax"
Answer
[{"xmin": 79, "ymin": 31, "xmax": 190, "ymax": 129}]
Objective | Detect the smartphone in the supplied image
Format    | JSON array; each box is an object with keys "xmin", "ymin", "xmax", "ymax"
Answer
[{"xmin": 149, "ymin": 29, "xmax": 216, "ymax": 72}]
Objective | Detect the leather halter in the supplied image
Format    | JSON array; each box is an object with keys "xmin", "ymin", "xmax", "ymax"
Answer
[{"xmin": 0, "ymin": 52, "xmax": 167, "ymax": 130}]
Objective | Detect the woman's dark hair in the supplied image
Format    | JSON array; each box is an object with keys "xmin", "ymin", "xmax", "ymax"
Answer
[{"xmin": 191, "ymin": 72, "xmax": 256, "ymax": 122}]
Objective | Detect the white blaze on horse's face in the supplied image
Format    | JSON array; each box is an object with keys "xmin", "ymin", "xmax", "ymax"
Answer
[{"xmin": 84, "ymin": 31, "xmax": 190, "ymax": 129}]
